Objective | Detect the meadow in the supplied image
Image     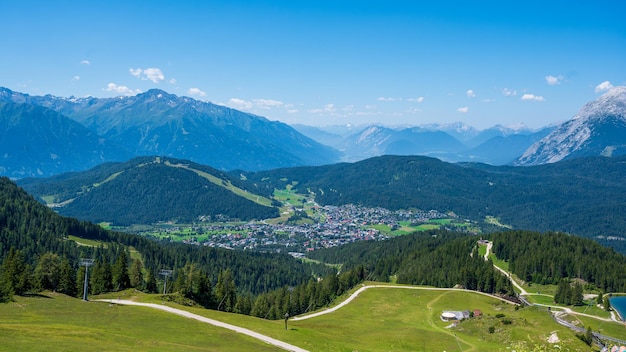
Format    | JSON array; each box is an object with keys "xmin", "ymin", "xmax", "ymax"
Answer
[{"xmin": 1, "ymin": 284, "xmax": 598, "ymax": 352}]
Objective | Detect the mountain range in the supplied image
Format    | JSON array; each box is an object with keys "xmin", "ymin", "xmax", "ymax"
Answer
[
  {"xmin": 0, "ymin": 87, "xmax": 339, "ymax": 178},
  {"xmin": 2, "ymin": 86, "xmax": 626, "ymax": 179},
  {"xmin": 294, "ymin": 87, "xmax": 626, "ymax": 165}
]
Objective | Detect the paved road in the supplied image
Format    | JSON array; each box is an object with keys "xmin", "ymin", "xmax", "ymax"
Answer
[{"xmin": 97, "ymin": 299, "xmax": 309, "ymax": 352}]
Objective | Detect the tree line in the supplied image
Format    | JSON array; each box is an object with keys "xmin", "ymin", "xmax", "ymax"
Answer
[
  {"xmin": 0, "ymin": 177, "xmax": 332, "ymax": 304},
  {"xmin": 491, "ymin": 230, "xmax": 626, "ymax": 293}
]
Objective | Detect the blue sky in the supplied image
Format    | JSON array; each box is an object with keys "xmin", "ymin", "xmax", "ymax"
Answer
[{"xmin": 1, "ymin": 1, "xmax": 624, "ymax": 129}]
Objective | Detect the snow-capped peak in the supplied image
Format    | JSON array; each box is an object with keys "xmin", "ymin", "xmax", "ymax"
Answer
[
  {"xmin": 574, "ymin": 86, "xmax": 626, "ymax": 120},
  {"xmin": 515, "ymin": 86, "xmax": 626, "ymax": 166}
]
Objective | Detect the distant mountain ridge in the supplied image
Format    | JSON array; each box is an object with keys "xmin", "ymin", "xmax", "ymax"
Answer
[
  {"xmin": 0, "ymin": 101, "xmax": 133, "ymax": 177},
  {"xmin": 515, "ymin": 86, "xmax": 626, "ymax": 165},
  {"xmin": 0, "ymin": 87, "xmax": 340, "ymax": 177},
  {"xmin": 296, "ymin": 122, "xmax": 551, "ymax": 165}
]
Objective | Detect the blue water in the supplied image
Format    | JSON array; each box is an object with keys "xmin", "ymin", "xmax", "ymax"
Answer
[{"xmin": 610, "ymin": 296, "xmax": 626, "ymax": 321}]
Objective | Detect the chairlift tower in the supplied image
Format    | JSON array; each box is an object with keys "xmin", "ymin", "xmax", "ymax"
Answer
[
  {"xmin": 80, "ymin": 259, "xmax": 95, "ymax": 301},
  {"xmin": 159, "ymin": 269, "xmax": 173, "ymax": 296}
]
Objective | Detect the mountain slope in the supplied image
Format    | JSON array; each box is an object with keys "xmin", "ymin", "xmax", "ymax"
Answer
[
  {"xmin": 0, "ymin": 101, "xmax": 132, "ymax": 178},
  {"xmin": 516, "ymin": 86, "xmax": 626, "ymax": 165},
  {"xmin": 19, "ymin": 156, "xmax": 279, "ymax": 225},
  {"xmin": 0, "ymin": 87, "xmax": 340, "ymax": 173},
  {"xmin": 463, "ymin": 127, "xmax": 554, "ymax": 165}
]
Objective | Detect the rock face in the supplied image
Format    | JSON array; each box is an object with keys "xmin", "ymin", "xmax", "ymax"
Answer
[{"xmin": 515, "ymin": 87, "xmax": 626, "ymax": 166}]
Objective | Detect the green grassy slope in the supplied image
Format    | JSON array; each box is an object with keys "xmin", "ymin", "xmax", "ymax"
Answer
[{"xmin": 0, "ymin": 292, "xmax": 282, "ymax": 352}]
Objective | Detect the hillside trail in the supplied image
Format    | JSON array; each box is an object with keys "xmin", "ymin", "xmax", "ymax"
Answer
[
  {"xmin": 293, "ymin": 284, "xmax": 516, "ymax": 322},
  {"xmin": 97, "ymin": 299, "xmax": 308, "ymax": 352},
  {"xmin": 483, "ymin": 241, "xmax": 529, "ymax": 296}
]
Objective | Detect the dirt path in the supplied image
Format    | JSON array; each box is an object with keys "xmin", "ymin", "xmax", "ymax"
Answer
[
  {"xmin": 292, "ymin": 284, "xmax": 516, "ymax": 321},
  {"xmin": 97, "ymin": 299, "xmax": 309, "ymax": 352}
]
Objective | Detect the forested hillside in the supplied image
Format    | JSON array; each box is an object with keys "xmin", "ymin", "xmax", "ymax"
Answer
[
  {"xmin": 239, "ymin": 155, "xmax": 626, "ymax": 252},
  {"xmin": 491, "ymin": 231, "xmax": 626, "ymax": 292},
  {"xmin": 308, "ymin": 230, "xmax": 513, "ymax": 294},
  {"xmin": 19, "ymin": 157, "xmax": 279, "ymax": 225},
  {"xmin": 0, "ymin": 177, "xmax": 330, "ymax": 304}
]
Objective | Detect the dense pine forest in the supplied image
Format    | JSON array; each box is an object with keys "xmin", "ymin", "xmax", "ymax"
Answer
[
  {"xmin": 492, "ymin": 231, "xmax": 626, "ymax": 292},
  {"xmin": 0, "ymin": 177, "xmax": 330, "ymax": 305}
]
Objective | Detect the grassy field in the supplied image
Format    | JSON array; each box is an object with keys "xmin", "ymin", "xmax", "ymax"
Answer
[
  {"xmin": 1, "ymin": 285, "xmax": 610, "ymax": 351},
  {"xmin": 103, "ymin": 285, "xmax": 596, "ymax": 351},
  {"xmin": 0, "ymin": 292, "xmax": 282, "ymax": 352}
]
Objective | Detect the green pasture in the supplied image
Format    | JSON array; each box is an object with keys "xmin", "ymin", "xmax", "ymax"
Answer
[
  {"xmin": 1, "ymin": 285, "xmax": 606, "ymax": 351},
  {"xmin": 126, "ymin": 285, "xmax": 591, "ymax": 351},
  {"xmin": 165, "ymin": 161, "xmax": 273, "ymax": 207},
  {"xmin": 67, "ymin": 235, "xmax": 108, "ymax": 248},
  {"xmin": 0, "ymin": 292, "xmax": 282, "ymax": 352},
  {"xmin": 570, "ymin": 314, "xmax": 626, "ymax": 341}
]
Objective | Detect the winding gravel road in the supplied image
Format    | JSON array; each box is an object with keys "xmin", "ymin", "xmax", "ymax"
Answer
[{"xmin": 97, "ymin": 299, "xmax": 309, "ymax": 352}]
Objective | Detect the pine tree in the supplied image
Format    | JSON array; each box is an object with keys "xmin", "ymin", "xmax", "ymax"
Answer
[
  {"xmin": 58, "ymin": 258, "xmax": 76, "ymax": 296},
  {"xmin": 571, "ymin": 282, "xmax": 584, "ymax": 306},
  {"xmin": 1, "ymin": 247, "xmax": 31, "ymax": 295},
  {"xmin": 112, "ymin": 251, "xmax": 130, "ymax": 291},
  {"xmin": 34, "ymin": 252, "xmax": 61, "ymax": 291},
  {"xmin": 145, "ymin": 270, "xmax": 158, "ymax": 293},
  {"xmin": 129, "ymin": 259, "xmax": 144, "ymax": 289},
  {"xmin": 215, "ymin": 269, "xmax": 237, "ymax": 312}
]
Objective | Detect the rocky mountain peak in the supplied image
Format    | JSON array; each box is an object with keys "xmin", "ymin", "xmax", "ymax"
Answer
[{"xmin": 515, "ymin": 86, "xmax": 626, "ymax": 166}]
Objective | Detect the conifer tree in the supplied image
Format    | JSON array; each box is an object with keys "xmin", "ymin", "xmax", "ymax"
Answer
[
  {"xmin": 129, "ymin": 259, "xmax": 144, "ymax": 289},
  {"xmin": 112, "ymin": 251, "xmax": 130, "ymax": 291},
  {"xmin": 215, "ymin": 269, "xmax": 237, "ymax": 312},
  {"xmin": 58, "ymin": 257, "xmax": 76, "ymax": 296},
  {"xmin": 34, "ymin": 252, "xmax": 61, "ymax": 291}
]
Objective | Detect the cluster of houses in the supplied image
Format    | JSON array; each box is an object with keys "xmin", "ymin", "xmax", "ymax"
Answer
[{"xmin": 148, "ymin": 204, "xmax": 455, "ymax": 253}]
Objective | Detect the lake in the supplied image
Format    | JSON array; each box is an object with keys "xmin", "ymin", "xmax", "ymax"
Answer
[{"xmin": 609, "ymin": 296, "xmax": 626, "ymax": 321}]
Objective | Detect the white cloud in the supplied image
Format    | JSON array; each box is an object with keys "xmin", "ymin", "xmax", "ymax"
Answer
[
  {"xmin": 407, "ymin": 107, "xmax": 422, "ymax": 113},
  {"xmin": 169, "ymin": 78, "xmax": 177, "ymax": 84},
  {"xmin": 595, "ymin": 81, "xmax": 614, "ymax": 92},
  {"xmin": 129, "ymin": 68, "xmax": 142, "ymax": 77},
  {"xmin": 545, "ymin": 75, "xmax": 563, "ymax": 85},
  {"xmin": 407, "ymin": 97, "xmax": 424, "ymax": 103},
  {"xmin": 287, "ymin": 109, "xmax": 299, "ymax": 114},
  {"xmin": 143, "ymin": 68, "xmax": 164, "ymax": 83},
  {"xmin": 309, "ymin": 104, "xmax": 336, "ymax": 114},
  {"xmin": 502, "ymin": 88, "xmax": 517, "ymax": 97},
  {"xmin": 521, "ymin": 94, "xmax": 545, "ymax": 102},
  {"xmin": 457, "ymin": 106, "xmax": 469, "ymax": 113},
  {"xmin": 80, "ymin": 60, "xmax": 90, "ymax": 65},
  {"xmin": 227, "ymin": 98, "xmax": 253, "ymax": 110},
  {"xmin": 377, "ymin": 97, "xmax": 401, "ymax": 102},
  {"xmin": 72, "ymin": 76, "xmax": 80, "ymax": 81},
  {"xmin": 129, "ymin": 67, "xmax": 165, "ymax": 83},
  {"xmin": 466, "ymin": 89, "xmax": 476, "ymax": 98},
  {"xmin": 105, "ymin": 83, "xmax": 141, "ymax": 96},
  {"xmin": 187, "ymin": 88, "xmax": 206, "ymax": 97},
  {"xmin": 253, "ymin": 99, "xmax": 284, "ymax": 109}
]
